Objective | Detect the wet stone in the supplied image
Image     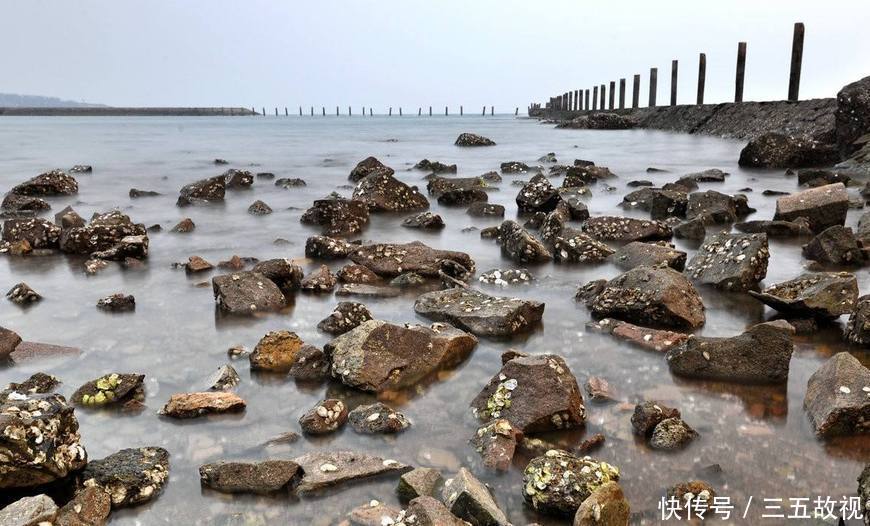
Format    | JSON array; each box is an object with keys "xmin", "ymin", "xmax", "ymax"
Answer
[
  {"xmin": 501, "ymin": 161, "xmax": 532, "ymax": 173},
  {"xmin": 773, "ymin": 183, "xmax": 849, "ymax": 233},
  {"xmin": 845, "ymin": 295, "xmax": 870, "ymax": 347},
  {"xmin": 318, "ymin": 301, "xmax": 374, "ymax": 335},
  {"xmin": 557, "ymin": 188, "xmax": 591, "ymax": 220},
  {"xmin": 427, "ymin": 176, "xmax": 488, "ymax": 197},
  {"xmin": 496, "ymin": 220, "xmax": 552, "ymax": 263},
  {"xmin": 60, "ymin": 211, "xmax": 147, "ymax": 255},
  {"xmin": 673, "ymin": 217, "xmax": 706, "ymax": 240},
  {"xmin": 176, "ymin": 175, "xmax": 226, "ymax": 206},
  {"xmin": 573, "ymin": 481, "xmax": 630, "ymax": 526},
  {"xmin": 171, "ymin": 218, "xmax": 195, "ymax": 233},
  {"xmin": 349, "ymin": 240, "xmax": 474, "ymax": 278},
  {"xmin": 478, "ymin": 268, "xmax": 534, "ymax": 286},
  {"xmin": 288, "ymin": 345, "xmax": 330, "ymax": 381},
  {"xmin": 96, "ymin": 293, "xmax": 135, "ymax": 312},
  {"xmin": 564, "ymin": 164, "xmax": 616, "ymax": 184},
  {"xmin": 247, "ymin": 199, "xmax": 272, "ymax": 215},
  {"xmin": 251, "ymin": 258, "xmax": 303, "ymax": 292},
  {"xmin": 415, "ymin": 287, "xmax": 545, "ymax": 337},
  {"xmin": 738, "ymin": 132, "xmax": 839, "ymax": 168},
  {"xmin": 397, "ymin": 468, "xmax": 443, "ymax": 503},
  {"xmin": 299, "ymin": 398, "xmax": 348, "ymax": 434},
  {"xmin": 12, "ymin": 169, "xmax": 78, "ymax": 196},
  {"xmin": 344, "ymin": 501, "xmax": 402, "ymax": 526},
  {"xmin": 350, "ymin": 156, "xmax": 394, "ymax": 182},
  {"xmin": 467, "ymin": 202, "xmax": 505, "ymax": 217},
  {"xmin": 300, "ymin": 264, "xmax": 337, "ymax": 292},
  {"xmin": 523, "ymin": 450, "xmax": 620, "ymax": 517},
  {"xmin": 442, "ymin": 467, "xmax": 509, "ymax": 525},
  {"xmin": 353, "ymin": 171, "xmax": 429, "ymax": 212},
  {"xmin": 553, "ymin": 230, "xmax": 614, "ymax": 263},
  {"xmin": 517, "ymin": 173, "xmax": 560, "ymax": 213},
  {"xmin": 184, "ymin": 255, "xmax": 213, "ymax": 273},
  {"xmin": 2, "ymin": 193, "xmax": 51, "ymax": 214},
  {"xmin": 0, "ymin": 495, "xmax": 58, "ymax": 526},
  {"xmin": 437, "ymin": 188, "xmax": 489, "ymax": 206},
  {"xmin": 224, "ymin": 169, "xmax": 254, "ymax": 189},
  {"xmin": 348, "ymin": 402, "xmax": 410, "ymax": 434},
  {"xmin": 212, "ymin": 271, "xmax": 286, "ymax": 315},
  {"xmin": 55, "ymin": 485, "xmax": 111, "ymax": 526},
  {"xmin": 402, "ymin": 211, "xmax": 445, "ymax": 229},
  {"xmin": 631, "ymin": 401, "xmax": 682, "ymax": 437},
  {"xmin": 205, "ymin": 364, "xmax": 240, "ymax": 391},
  {"xmin": 275, "ymin": 177, "xmax": 306, "ymax": 188},
  {"xmin": 251, "ymin": 330, "xmax": 305, "ymax": 372},
  {"xmin": 649, "ymin": 417, "xmax": 699, "ymax": 451},
  {"xmin": 336, "ymin": 283, "xmax": 402, "ymax": 298},
  {"xmin": 471, "ymin": 353, "xmax": 585, "ymax": 433},
  {"xmin": 415, "ymin": 159, "xmax": 457, "ymax": 174},
  {"xmin": 3, "ymin": 218, "xmax": 61, "ymax": 249},
  {"xmin": 159, "ymin": 392, "xmax": 246, "ymax": 418},
  {"xmin": 292, "ymin": 450, "xmax": 410, "ymax": 494},
  {"xmin": 583, "ymin": 216, "xmax": 672, "ymax": 242},
  {"xmin": 470, "ymin": 419, "xmax": 521, "ymax": 471},
  {"xmin": 72, "ymin": 372, "xmax": 145, "ymax": 408},
  {"xmin": 804, "ymin": 352, "xmax": 870, "ymax": 438},
  {"xmin": 6, "ymin": 282, "xmax": 41, "ymax": 305},
  {"xmin": 306, "ymin": 235, "xmax": 358, "ymax": 259},
  {"xmin": 684, "ymin": 232, "xmax": 769, "ymax": 291},
  {"xmin": 749, "ymin": 271, "xmax": 858, "ymax": 319},
  {"xmin": 54, "ymin": 206, "xmax": 85, "ymax": 229},
  {"xmin": 300, "ymin": 196, "xmax": 370, "ymax": 237},
  {"xmin": 455, "ymin": 133, "xmax": 495, "ymax": 146},
  {"xmin": 665, "ymin": 480, "xmax": 715, "ymax": 517},
  {"xmin": 404, "ymin": 495, "xmax": 466, "ymax": 526},
  {"xmin": 0, "ymin": 326, "xmax": 23, "ymax": 360},
  {"xmin": 336, "ymin": 264, "xmax": 381, "ymax": 284},
  {"xmin": 608, "ymin": 241, "xmax": 686, "ymax": 271},
  {"xmin": 802, "ymin": 225, "xmax": 867, "ymax": 265},
  {"xmin": 686, "ymin": 190, "xmax": 752, "ymax": 224},
  {"xmin": 734, "ymin": 218, "xmax": 813, "ymax": 237},
  {"xmin": 129, "ymin": 188, "xmax": 160, "ymax": 198},
  {"xmin": 80, "ymin": 447, "xmax": 169, "ymax": 509},
  {"xmin": 585, "ymin": 376, "xmax": 617, "ymax": 403},
  {"xmin": 199, "ymin": 460, "xmax": 301, "ymax": 494}
]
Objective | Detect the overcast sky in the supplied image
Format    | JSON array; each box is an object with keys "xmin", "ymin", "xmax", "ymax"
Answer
[{"xmin": 2, "ymin": 0, "xmax": 868, "ymax": 110}]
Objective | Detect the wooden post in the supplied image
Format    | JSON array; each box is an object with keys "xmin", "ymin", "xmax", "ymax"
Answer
[
  {"xmin": 490, "ymin": 106, "xmax": 494, "ymax": 116},
  {"xmin": 788, "ymin": 22, "xmax": 804, "ymax": 101},
  {"xmin": 284, "ymin": 107, "xmax": 288, "ymax": 116},
  {"xmin": 482, "ymin": 105, "xmax": 486, "ymax": 115},
  {"xmin": 274, "ymin": 107, "xmax": 278, "ymax": 116},
  {"xmin": 592, "ymin": 86, "xmax": 598, "ymax": 110},
  {"xmin": 608, "ymin": 81, "xmax": 615, "ymax": 110},
  {"xmin": 460, "ymin": 105, "xmax": 463, "ymax": 116},
  {"xmin": 369, "ymin": 108, "xmax": 372, "ymax": 116},
  {"xmin": 619, "ymin": 78, "xmax": 626, "ymax": 109},
  {"xmin": 735, "ymin": 42, "xmax": 747, "ymax": 102},
  {"xmin": 336, "ymin": 106, "xmax": 339, "ymax": 116},
  {"xmin": 310, "ymin": 106, "xmax": 313, "ymax": 116},
  {"xmin": 697, "ymin": 53, "xmax": 706, "ymax": 105},
  {"xmin": 299, "ymin": 106, "xmax": 302, "ymax": 116},
  {"xmin": 649, "ymin": 68, "xmax": 658, "ymax": 107},
  {"xmin": 515, "ymin": 107, "xmax": 519, "ymax": 116},
  {"xmin": 574, "ymin": 90, "xmax": 579, "ymax": 110},
  {"xmin": 262, "ymin": 107, "xmax": 265, "ymax": 116},
  {"xmin": 251, "ymin": 106, "xmax": 254, "ymax": 114},
  {"xmin": 389, "ymin": 107, "xmax": 392, "ymax": 116},
  {"xmin": 348, "ymin": 106, "xmax": 351, "ymax": 116},
  {"xmin": 632, "ymin": 75, "xmax": 640, "ymax": 108},
  {"xmin": 399, "ymin": 107, "xmax": 402, "ymax": 116},
  {"xmin": 445, "ymin": 106, "xmax": 448, "ymax": 116},
  {"xmin": 600, "ymin": 84, "xmax": 606, "ymax": 110},
  {"xmin": 670, "ymin": 60, "xmax": 678, "ymax": 106},
  {"xmin": 418, "ymin": 107, "xmax": 422, "ymax": 116},
  {"xmin": 568, "ymin": 91, "xmax": 573, "ymax": 111},
  {"xmin": 585, "ymin": 89, "xmax": 590, "ymax": 111}
]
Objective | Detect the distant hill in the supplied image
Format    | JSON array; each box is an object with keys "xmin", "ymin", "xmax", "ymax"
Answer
[{"xmin": 0, "ymin": 93, "xmax": 106, "ymax": 108}]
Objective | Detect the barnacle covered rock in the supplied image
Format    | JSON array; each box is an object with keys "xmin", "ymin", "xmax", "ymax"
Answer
[
  {"xmin": 522, "ymin": 450, "xmax": 620, "ymax": 516},
  {"xmin": 80, "ymin": 447, "xmax": 169, "ymax": 509}
]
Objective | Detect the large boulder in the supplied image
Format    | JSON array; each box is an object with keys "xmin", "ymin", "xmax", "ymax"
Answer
[
  {"xmin": 835, "ymin": 75, "xmax": 870, "ymax": 157},
  {"xmin": 665, "ymin": 321, "xmax": 794, "ymax": 383},
  {"xmin": 441, "ymin": 467, "xmax": 509, "ymax": 525},
  {"xmin": 352, "ymin": 171, "xmax": 429, "ymax": 212},
  {"xmin": 59, "ymin": 211, "xmax": 147, "ymax": 255},
  {"xmin": 523, "ymin": 450, "xmax": 620, "ymax": 516},
  {"xmin": 0, "ymin": 393, "xmax": 87, "ymax": 488},
  {"xmin": 80, "ymin": 447, "xmax": 169, "ymax": 508},
  {"xmin": 749, "ymin": 272, "xmax": 859, "ymax": 319},
  {"xmin": 455, "ymin": 133, "xmax": 495, "ymax": 146},
  {"xmin": 11, "ymin": 169, "xmax": 78, "ymax": 196},
  {"xmin": 349, "ymin": 156, "xmax": 393, "ymax": 182},
  {"xmin": 176, "ymin": 175, "xmax": 226, "ymax": 206},
  {"xmin": 349, "ymin": 241, "xmax": 474, "ymax": 277},
  {"xmin": 773, "ymin": 183, "xmax": 849, "ymax": 233},
  {"xmin": 582, "ymin": 216, "xmax": 671, "ymax": 242},
  {"xmin": 415, "ymin": 287, "xmax": 545, "ymax": 336},
  {"xmin": 802, "ymin": 225, "xmax": 867, "ymax": 265},
  {"xmin": 738, "ymin": 132, "xmax": 839, "ymax": 168},
  {"xmin": 326, "ymin": 320, "xmax": 477, "ymax": 392},
  {"xmin": 496, "ymin": 220, "xmax": 552, "ymax": 263},
  {"xmin": 470, "ymin": 353, "xmax": 585, "ymax": 433},
  {"xmin": 212, "ymin": 271, "xmax": 286, "ymax": 315},
  {"xmin": 516, "ymin": 173, "xmax": 560, "ymax": 213},
  {"xmin": 301, "ymin": 196, "xmax": 370, "ymax": 237},
  {"xmin": 804, "ymin": 352, "xmax": 870, "ymax": 437},
  {"xmin": 845, "ymin": 295, "xmax": 870, "ymax": 346},
  {"xmin": 586, "ymin": 266, "xmax": 706, "ymax": 329},
  {"xmin": 684, "ymin": 232, "xmax": 769, "ymax": 291},
  {"xmin": 2, "ymin": 218, "xmax": 61, "ymax": 249}
]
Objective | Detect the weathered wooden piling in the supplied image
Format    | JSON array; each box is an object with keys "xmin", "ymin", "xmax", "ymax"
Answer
[
  {"xmin": 274, "ymin": 107, "xmax": 278, "ymax": 116},
  {"xmin": 348, "ymin": 106, "xmax": 352, "ymax": 116},
  {"xmin": 262, "ymin": 107, "xmax": 265, "ymax": 116},
  {"xmin": 490, "ymin": 106, "xmax": 494, "ymax": 116},
  {"xmin": 336, "ymin": 106, "xmax": 339, "ymax": 116},
  {"xmin": 418, "ymin": 107, "xmax": 422, "ymax": 116},
  {"xmin": 460, "ymin": 105, "xmax": 463, "ymax": 116},
  {"xmin": 399, "ymin": 107, "xmax": 403, "ymax": 116},
  {"xmin": 649, "ymin": 68, "xmax": 658, "ymax": 107},
  {"xmin": 670, "ymin": 60, "xmax": 678, "ymax": 106},
  {"xmin": 788, "ymin": 22, "xmax": 804, "ymax": 101},
  {"xmin": 251, "ymin": 106, "xmax": 254, "ymax": 115},
  {"xmin": 389, "ymin": 107, "xmax": 392, "ymax": 116},
  {"xmin": 310, "ymin": 107, "xmax": 314, "ymax": 116},
  {"xmin": 592, "ymin": 86, "xmax": 598, "ymax": 110},
  {"xmin": 445, "ymin": 106, "xmax": 448, "ymax": 116},
  {"xmin": 369, "ymin": 108, "xmax": 372, "ymax": 116},
  {"xmin": 568, "ymin": 91, "xmax": 573, "ymax": 112},
  {"xmin": 735, "ymin": 42, "xmax": 747, "ymax": 102},
  {"xmin": 585, "ymin": 89, "xmax": 590, "ymax": 111},
  {"xmin": 298, "ymin": 106, "xmax": 302, "ymax": 116},
  {"xmin": 482, "ymin": 105, "xmax": 486, "ymax": 115},
  {"xmin": 429, "ymin": 106, "xmax": 432, "ymax": 116},
  {"xmin": 608, "ymin": 81, "xmax": 615, "ymax": 110},
  {"xmin": 619, "ymin": 78, "xmax": 626, "ymax": 109},
  {"xmin": 697, "ymin": 53, "xmax": 706, "ymax": 105},
  {"xmin": 284, "ymin": 107, "xmax": 288, "ymax": 116},
  {"xmin": 515, "ymin": 107, "xmax": 519, "ymax": 116},
  {"xmin": 632, "ymin": 75, "xmax": 640, "ymax": 109},
  {"xmin": 321, "ymin": 107, "xmax": 325, "ymax": 116}
]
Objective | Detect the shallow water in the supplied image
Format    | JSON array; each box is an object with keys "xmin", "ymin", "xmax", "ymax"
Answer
[{"xmin": 0, "ymin": 115, "xmax": 868, "ymax": 525}]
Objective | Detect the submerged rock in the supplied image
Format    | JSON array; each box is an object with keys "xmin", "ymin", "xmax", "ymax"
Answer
[
  {"xmin": 496, "ymin": 220, "xmax": 552, "ymax": 263},
  {"xmin": 80, "ymin": 447, "xmax": 169, "ymax": 509},
  {"xmin": 299, "ymin": 399, "xmax": 348, "ymax": 434},
  {"xmin": 306, "ymin": 235, "xmax": 358, "ymax": 259},
  {"xmin": 773, "ymin": 183, "xmax": 849, "ymax": 233},
  {"xmin": 275, "ymin": 177, "xmax": 306, "ymax": 188},
  {"xmin": 415, "ymin": 159, "xmax": 457, "ymax": 174},
  {"xmin": 470, "ymin": 419, "xmax": 522, "ymax": 471},
  {"xmin": 250, "ymin": 330, "xmax": 305, "ymax": 372},
  {"xmin": 649, "ymin": 417, "xmax": 699, "ymax": 450},
  {"xmin": 802, "ymin": 225, "xmax": 866, "ymax": 265},
  {"xmin": 684, "ymin": 232, "xmax": 769, "ymax": 291},
  {"xmin": 587, "ymin": 318, "xmax": 689, "ymax": 353},
  {"xmin": 398, "ymin": 468, "xmax": 443, "ymax": 502},
  {"xmin": 845, "ymin": 295, "xmax": 870, "ymax": 346},
  {"xmin": 587, "ymin": 266, "xmax": 706, "ymax": 329},
  {"xmin": 573, "ymin": 481, "xmax": 630, "ymax": 526},
  {"xmin": 583, "ymin": 216, "xmax": 671, "ymax": 242},
  {"xmin": 804, "ymin": 352, "xmax": 870, "ymax": 437},
  {"xmin": 6, "ymin": 282, "xmax": 42, "ymax": 305},
  {"xmin": 171, "ymin": 217, "xmax": 195, "ymax": 233},
  {"xmin": 353, "ymin": 171, "xmax": 429, "ymax": 212},
  {"xmin": 327, "ymin": 320, "xmax": 477, "ymax": 392},
  {"xmin": 523, "ymin": 450, "xmax": 620, "ymax": 516},
  {"xmin": 749, "ymin": 272, "xmax": 858, "ymax": 319},
  {"xmin": 442, "ymin": 467, "xmax": 509, "ymax": 525},
  {"xmin": 72, "ymin": 372, "xmax": 145, "ymax": 408},
  {"xmin": 176, "ymin": 175, "xmax": 226, "ymax": 206},
  {"xmin": 318, "ymin": 301, "xmax": 374, "ymax": 335},
  {"xmin": 349, "ymin": 156, "xmax": 394, "ymax": 182},
  {"xmin": 12, "ymin": 169, "xmax": 78, "ymax": 196},
  {"xmin": 608, "ymin": 241, "xmax": 686, "ymax": 271},
  {"xmin": 666, "ymin": 321, "xmax": 795, "ymax": 384},
  {"xmin": 129, "ymin": 188, "xmax": 160, "ymax": 198},
  {"xmin": 212, "ymin": 271, "xmax": 286, "ymax": 315},
  {"xmin": 455, "ymin": 133, "xmax": 495, "ymax": 146},
  {"xmin": 349, "ymin": 241, "xmax": 474, "ymax": 277},
  {"xmin": 199, "ymin": 460, "xmax": 301, "ymax": 494},
  {"xmin": 471, "ymin": 353, "xmax": 585, "ymax": 433},
  {"xmin": 247, "ymin": 199, "xmax": 272, "ymax": 215},
  {"xmin": 96, "ymin": 293, "xmax": 135, "ymax": 312},
  {"xmin": 738, "ymin": 132, "xmax": 839, "ymax": 168},
  {"xmin": 402, "ymin": 211, "xmax": 445, "ymax": 229},
  {"xmin": 467, "ymin": 202, "xmax": 505, "ymax": 217},
  {"xmin": 292, "ymin": 450, "xmax": 409, "ymax": 494},
  {"xmin": 301, "ymin": 196, "xmax": 370, "ymax": 237},
  {"xmin": 348, "ymin": 402, "xmax": 411, "ymax": 434},
  {"xmin": 159, "ymin": 392, "xmax": 246, "ymax": 418},
  {"xmin": 415, "ymin": 287, "xmax": 545, "ymax": 336}
]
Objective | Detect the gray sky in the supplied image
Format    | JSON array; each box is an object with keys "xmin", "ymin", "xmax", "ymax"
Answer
[{"xmin": 2, "ymin": 0, "xmax": 868, "ymax": 109}]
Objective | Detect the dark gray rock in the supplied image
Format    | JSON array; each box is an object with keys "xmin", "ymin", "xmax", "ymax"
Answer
[
  {"xmin": 438, "ymin": 188, "xmax": 488, "ymax": 206},
  {"xmin": 0, "ymin": 326, "xmax": 22, "ymax": 360},
  {"xmin": 212, "ymin": 271, "xmax": 286, "ymax": 315},
  {"xmin": 59, "ymin": 211, "xmax": 147, "ymax": 255},
  {"xmin": 2, "ymin": 218, "xmax": 61, "ymax": 249},
  {"xmin": 516, "ymin": 173, "xmax": 560, "ymax": 213},
  {"xmin": 129, "ymin": 188, "xmax": 160, "ymax": 198},
  {"xmin": 349, "ymin": 241, "xmax": 474, "ymax": 277},
  {"xmin": 673, "ymin": 218, "xmax": 706, "ymax": 240},
  {"xmin": 300, "ymin": 196, "xmax": 369, "ymax": 237},
  {"xmin": 199, "ymin": 460, "xmax": 300, "ymax": 494},
  {"xmin": 631, "ymin": 401, "xmax": 681, "ymax": 437},
  {"xmin": 96, "ymin": 293, "xmax": 135, "ymax": 313},
  {"xmin": 845, "ymin": 295, "xmax": 870, "ymax": 347},
  {"xmin": 353, "ymin": 171, "xmax": 429, "ymax": 212},
  {"xmin": 773, "ymin": 183, "xmax": 849, "ymax": 233},
  {"xmin": 402, "ymin": 212, "xmax": 444, "ymax": 229},
  {"xmin": 608, "ymin": 241, "xmax": 686, "ymax": 271},
  {"xmin": 442, "ymin": 467, "xmax": 509, "ymax": 525},
  {"xmin": 251, "ymin": 258, "xmax": 304, "ymax": 292},
  {"xmin": 292, "ymin": 450, "xmax": 409, "ymax": 494},
  {"xmin": 247, "ymin": 199, "xmax": 272, "ymax": 215},
  {"xmin": 557, "ymin": 112, "xmax": 635, "ymax": 130},
  {"xmin": 348, "ymin": 402, "xmax": 410, "ymax": 434},
  {"xmin": 398, "ymin": 468, "xmax": 443, "ymax": 503},
  {"xmin": 684, "ymin": 232, "xmax": 769, "ymax": 291},
  {"xmin": 802, "ymin": 225, "xmax": 866, "ymax": 265},
  {"xmin": 738, "ymin": 132, "xmax": 839, "ymax": 168},
  {"xmin": 415, "ymin": 159, "xmax": 457, "ymax": 174},
  {"xmin": 749, "ymin": 272, "xmax": 859, "ymax": 319},
  {"xmin": 414, "ymin": 287, "xmax": 545, "ymax": 336},
  {"xmin": 467, "ymin": 202, "xmax": 505, "ymax": 217},
  {"xmin": 176, "ymin": 175, "xmax": 226, "ymax": 206},
  {"xmin": 12, "ymin": 169, "xmax": 78, "ymax": 196},
  {"xmin": 317, "ymin": 302, "xmax": 373, "ymax": 335},
  {"xmin": 455, "ymin": 133, "xmax": 495, "ymax": 146},
  {"xmin": 80, "ymin": 447, "xmax": 170, "ymax": 508},
  {"xmin": 2, "ymin": 193, "xmax": 50, "ymax": 213},
  {"xmin": 495, "ymin": 220, "xmax": 551, "ymax": 263},
  {"xmin": 224, "ymin": 169, "xmax": 254, "ymax": 189},
  {"xmin": 582, "ymin": 216, "xmax": 671, "ymax": 242},
  {"xmin": 500, "ymin": 161, "xmax": 532, "ymax": 173},
  {"xmin": 275, "ymin": 177, "xmax": 307, "ymax": 188},
  {"xmin": 835, "ymin": 75, "xmax": 870, "ymax": 157},
  {"xmin": 6, "ymin": 282, "xmax": 42, "ymax": 305},
  {"xmin": 734, "ymin": 218, "xmax": 813, "ymax": 237},
  {"xmin": 349, "ymin": 156, "xmax": 394, "ymax": 182},
  {"xmin": 300, "ymin": 265, "xmax": 337, "ymax": 292},
  {"xmin": 305, "ymin": 235, "xmax": 358, "ymax": 259},
  {"xmin": 804, "ymin": 352, "xmax": 870, "ymax": 437},
  {"xmin": 649, "ymin": 417, "xmax": 699, "ymax": 450}
]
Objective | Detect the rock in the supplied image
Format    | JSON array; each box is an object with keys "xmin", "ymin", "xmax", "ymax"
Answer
[
  {"xmin": 301, "ymin": 196, "xmax": 370, "ymax": 237},
  {"xmin": 631, "ymin": 401, "xmax": 681, "ymax": 437},
  {"xmin": 798, "ymin": 168, "xmax": 852, "ymax": 187},
  {"xmin": 288, "ymin": 345, "xmax": 330, "ymax": 381},
  {"xmin": 802, "ymin": 225, "xmax": 866, "ymax": 264},
  {"xmin": 455, "ymin": 133, "xmax": 495, "ymax": 146},
  {"xmin": 516, "ymin": 174, "xmax": 560, "ymax": 213},
  {"xmin": 557, "ymin": 113, "xmax": 635, "ymax": 130},
  {"xmin": 5, "ymin": 239, "xmax": 32, "ymax": 256},
  {"xmin": 587, "ymin": 318, "xmax": 689, "ymax": 353},
  {"xmin": 336, "ymin": 283, "xmax": 402, "ymax": 298},
  {"xmin": 686, "ymin": 190, "xmax": 750, "ymax": 224},
  {"xmin": 344, "ymin": 501, "xmax": 402, "ymax": 526},
  {"xmin": 403, "ymin": 212, "xmax": 445, "ymax": 229},
  {"xmin": 649, "ymin": 417, "xmax": 698, "ymax": 450},
  {"xmin": 204, "ymin": 364, "xmax": 240, "ymax": 391},
  {"xmin": 846, "ymin": 295, "xmax": 870, "ymax": 346},
  {"xmin": 6, "ymin": 282, "xmax": 41, "ymax": 305},
  {"xmin": 300, "ymin": 264, "xmax": 337, "ymax": 292},
  {"xmin": 804, "ymin": 352, "xmax": 870, "ymax": 437},
  {"xmin": 684, "ymin": 232, "xmax": 769, "ymax": 291},
  {"xmin": 470, "ymin": 419, "xmax": 521, "ymax": 471},
  {"xmin": 199, "ymin": 460, "xmax": 300, "ymax": 494},
  {"xmin": 495, "ymin": 220, "xmax": 552, "ymax": 263},
  {"xmin": 0, "ymin": 326, "xmax": 22, "ymax": 360},
  {"xmin": 159, "ymin": 392, "xmax": 246, "ymax": 418},
  {"xmin": 836, "ymin": 75, "xmax": 870, "ymax": 157},
  {"xmin": 0, "ymin": 495, "xmax": 58, "ymax": 526},
  {"xmin": 738, "ymin": 132, "xmax": 839, "ymax": 168},
  {"xmin": 523, "ymin": 450, "xmax": 620, "ymax": 516},
  {"xmin": 585, "ymin": 376, "xmax": 616, "ymax": 403},
  {"xmin": 292, "ymin": 450, "xmax": 409, "ymax": 494},
  {"xmin": 275, "ymin": 177, "xmax": 306, "ymax": 188},
  {"xmin": 666, "ymin": 321, "xmax": 794, "ymax": 383},
  {"xmin": 573, "ymin": 481, "xmax": 630, "ymax": 526},
  {"xmin": 673, "ymin": 218, "xmax": 706, "ymax": 240},
  {"xmin": 53, "ymin": 206, "xmax": 85, "ymax": 230},
  {"xmin": 129, "ymin": 188, "xmax": 160, "ymax": 198},
  {"xmin": 96, "ymin": 293, "xmax": 135, "ymax": 312},
  {"xmin": 306, "ymin": 235, "xmax": 358, "ymax": 259},
  {"xmin": 438, "ymin": 188, "xmax": 489, "ymax": 206},
  {"xmin": 184, "ymin": 255, "xmax": 213, "ymax": 273},
  {"xmin": 348, "ymin": 402, "xmax": 410, "ymax": 434},
  {"xmin": 564, "ymin": 165, "xmax": 615, "ymax": 186},
  {"xmin": 214, "ymin": 158, "xmax": 228, "ymax": 165},
  {"xmin": 80, "ymin": 447, "xmax": 169, "ymax": 509},
  {"xmin": 557, "ymin": 188, "xmax": 591, "ymax": 220},
  {"xmin": 442, "ymin": 467, "xmax": 509, "ymax": 525},
  {"xmin": 608, "ymin": 241, "xmax": 686, "ymax": 271},
  {"xmin": 247, "ymin": 200, "xmax": 272, "ymax": 215},
  {"xmin": 583, "ymin": 216, "xmax": 671, "ymax": 242},
  {"xmin": 415, "ymin": 287, "xmax": 545, "ymax": 336},
  {"xmin": 734, "ymin": 219, "xmax": 812, "ymax": 237},
  {"xmin": 859, "ymin": 212, "xmax": 870, "ymax": 243},
  {"xmin": 478, "ymin": 268, "xmax": 534, "ymax": 286},
  {"xmin": 404, "ymin": 496, "xmax": 466, "ymax": 526},
  {"xmin": 90, "ymin": 234, "xmax": 148, "ymax": 261},
  {"xmin": 587, "ymin": 266, "xmax": 705, "ymax": 329},
  {"xmin": 327, "ymin": 320, "xmax": 477, "ymax": 392},
  {"xmin": 171, "ymin": 217, "xmax": 195, "ymax": 233},
  {"xmin": 7, "ymin": 342, "xmax": 80, "ymax": 364},
  {"xmin": 427, "ymin": 176, "xmax": 488, "ymax": 196},
  {"xmin": 539, "ymin": 153, "xmax": 558, "ymax": 163},
  {"xmin": 251, "ymin": 258, "xmax": 304, "ymax": 291},
  {"xmin": 398, "ymin": 468, "xmax": 443, "ymax": 502},
  {"xmin": 12, "ymin": 169, "xmax": 78, "ymax": 196},
  {"xmin": 250, "ymin": 331, "xmax": 305, "ymax": 372},
  {"xmin": 0, "ymin": 392, "xmax": 87, "ymax": 488},
  {"xmin": 71, "ymin": 372, "xmax": 145, "ymax": 407},
  {"xmin": 471, "ymin": 353, "xmax": 585, "ymax": 432},
  {"xmin": 677, "ymin": 168, "xmax": 728, "ymax": 184},
  {"xmin": 467, "ymin": 202, "xmax": 505, "ymax": 217},
  {"xmin": 500, "ymin": 161, "xmax": 531, "ymax": 173},
  {"xmin": 415, "ymin": 159, "xmax": 457, "ymax": 174},
  {"xmin": 552, "ymin": 230, "xmax": 614, "ymax": 263},
  {"xmin": 224, "ymin": 169, "xmax": 253, "ymax": 189},
  {"xmin": 2, "ymin": 193, "xmax": 50, "ymax": 214},
  {"xmin": 349, "ymin": 241, "xmax": 474, "ymax": 278},
  {"xmin": 212, "ymin": 271, "xmax": 286, "ymax": 315},
  {"xmin": 349, "ymin": 156, "xmax": 394, "ymax": 182},
  {"xmin": 176, "ymin": 175, "xmax": 226, "ymax": 206},
  {"xmin": 3, "ymin": 218, "xmax": 61, "ymax": 249},
  {"xmin": 749, "ymin": 272, "xmax": 859, "ymax": 319},
  {"xmin": 55, "ymin": 486, "xmax": 111, "ymax": 526},
  {"xmin": 773, "ymin": 183, "xmax": 849, "ymax": 233},
  {"xmin": 337, "ymin": 264, "xmax": 381, "ymax": 284},
  {"xmin": 353, "ymin": 171, "xmax": 429, "ymax": 212},
  {"xmin": 59, "ymin": 211, "xmax": 147, "ymax": 255},
  {"xmin": 299, "ymin": 399, "xmax": 348, "ymax": 434},
  {"xmin": 317, "ymin": 302, "xmax": 373, "ymax": 335},
  {"xmin": 649, "ymin": 190, "xmax": 689, "ymax": 220}
]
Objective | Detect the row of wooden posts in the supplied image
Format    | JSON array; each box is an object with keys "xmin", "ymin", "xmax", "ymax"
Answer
[
  {"xmin": 249, "ymin": 106, "xmax": 521, "ymax": 116},
  {"xmin": 547, "ymin": 22, "xmax": 805, "ymax": 112}
]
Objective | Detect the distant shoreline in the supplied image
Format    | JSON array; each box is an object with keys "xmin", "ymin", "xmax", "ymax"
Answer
[{"xmin": 0, "ymin": 107, "xmax": 257, "ymax": 116}]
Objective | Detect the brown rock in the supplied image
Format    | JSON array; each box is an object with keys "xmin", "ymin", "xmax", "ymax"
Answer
[
  {"xmin": 299, "ymin": 399, "xmax": 348, "ymax": 434},
  {"xmin": 804, "ymin": 352, "xmax": 870, "ymax": 437},
  {"xmin": 199, "ymin": 460, "xmax": 301, "ymax": 494},
  {"xmin": 292, "ymin": 450, "xmax": 409, "ymax": 494},
  {"xmin": 250, "ymin": 330, "xmax": 304, "ymax": 372},
  {"xmin": 159, "ymin": 392, "xmax": 246, "ymax": 418}
]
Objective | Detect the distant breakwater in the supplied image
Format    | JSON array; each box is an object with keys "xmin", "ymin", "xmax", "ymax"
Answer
[{"xmin": 0, "ymin": 107, "xmax": 257, "ymax": 116}]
